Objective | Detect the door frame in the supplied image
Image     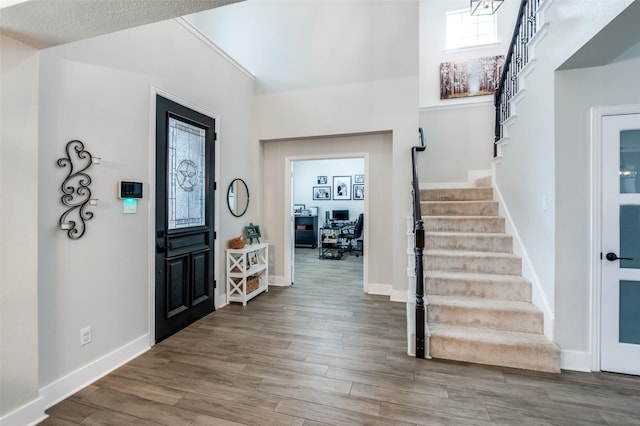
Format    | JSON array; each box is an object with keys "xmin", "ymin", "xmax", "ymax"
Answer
[
  {"xmin": 283, "ymin": 153, "xmax": 369, "ymax": 292},
  {"xmin": 148, "ymin": 86, "xmax": 221, "ymax": 345},
  {"xmin": 590, "ymin": 103, "xmax": 640, "ymax": 371}
]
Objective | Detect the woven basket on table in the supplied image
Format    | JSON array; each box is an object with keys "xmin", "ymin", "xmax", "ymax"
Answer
[
  {"xmin": 228, "ymin": 235, "xmax": 247, "ymax": 249},
  {"xmin": 246, "ymin": 275, "xmax": 259, "ymax": 293}
]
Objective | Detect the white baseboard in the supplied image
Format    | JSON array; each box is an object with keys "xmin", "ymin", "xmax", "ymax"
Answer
[
  {"xmin": 493, "ymin": 183, "xmax": 555, "ymax": 340},
  {"xmin": 367, "ymin": 282, "xmax": 391, "ymax": 296},
  {"xmin": 561, "ymin": 349, "xmax": 593, "ymax": 372},
  {"xmin": 269, "ymin": 275, "xmax": 290, "ymax": 286},
  {"xmin": 407, "ymin": 333, "xmax": 416, "ymax": 357},
  {"xmin": 367, "ymin": 283, "xmax": 406, "ymax": 303},
  {"xmin": 0, "ymin": 395, "xmax": 46, "ymax": 426},
  {"xmin": 390, "ymin": 289, "xmax": 407, "ymax": 303},
  {"xmin": 215, "ymin": 292, "xmax": 228, "ymax": 309},
  {"xmin": 39, "ymin": 334, "xmax": 150, "ymax": 410}
]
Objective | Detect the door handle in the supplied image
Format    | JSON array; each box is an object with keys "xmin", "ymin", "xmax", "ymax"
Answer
[
  {"xmin": 156, "ymin": 231, "xmax": 167, "ymax": 252},
  {"xmin": 156, "ymin": 238, "xmax": 167, "ymax": 252},
  {"xmin": 605, "ymin": 252, "xmax": 633, "ymax": 261}
]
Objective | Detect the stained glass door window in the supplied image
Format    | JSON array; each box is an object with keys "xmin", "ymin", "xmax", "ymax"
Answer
[{"xmin": 167, "ymin": 117, "xmax": 206, "ymax": 230}]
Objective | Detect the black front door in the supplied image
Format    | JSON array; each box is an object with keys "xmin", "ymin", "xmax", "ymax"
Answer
[{"xmin": 155, "ymin": 95, "xmax": 216, "ymax": 343}]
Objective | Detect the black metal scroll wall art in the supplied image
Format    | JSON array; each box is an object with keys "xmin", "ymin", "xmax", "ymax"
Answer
[{"xmin": 57, "ymin": 140, "xmax": 100, "ymax": 239}]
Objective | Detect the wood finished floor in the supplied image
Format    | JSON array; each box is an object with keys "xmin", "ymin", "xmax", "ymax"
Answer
[{"xmin": 41, "ymin": 248, "xmax": 640, "ymax": 425}]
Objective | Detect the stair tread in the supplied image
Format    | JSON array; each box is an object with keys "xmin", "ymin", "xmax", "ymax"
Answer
[
  {"xmin": 426, "ymin": 270, "xmax": 529, "ymax": 283},
  {"xmin": 425, "ymin": 249, "xmax": 520, "ymax": 259},
  {"xmin": 429, "ymin": 323, "xmax": 558, "ymax": 349},
  {"xmin": 428, "ymin": 295, "xmax": 541, "ymax": 313},
  {"xmin": 423, "ymin": 201, "xmax": 497, "ymax": 207},
  {"xmin": 425, "ymin": 231, "xmax": 511, "ymax": 238},
  {"xmin": 426, "ymin": 270, "xmax": 531, "ymax": 302},
  {"xmin": 423, "ymin": 186, "xmax": 492, "ymax": 188},
  {"xmin": 422, "ymin": 186, "xmax": 492, "ymax": 189},
  {"xmin": 424, "ymin": 215, "xmax": 502, "ymax": 219},
  {"xmin": 422, "ymin": 187, "xmax": 491, "ymax": 193}
]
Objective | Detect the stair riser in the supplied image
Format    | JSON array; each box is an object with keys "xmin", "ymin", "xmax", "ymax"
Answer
[
  {"xmin": 425, "ymin": 218, "xmax": 505, "ymax": 233},
  {"xmin": 426, "ymin": 254, "xmax": 521, "ymax": 275},
  {"xmin": 429, "ymin": 335, "xmax": 560, "ymax": 373},
  {"xmin": 425, "ymin": 235, "xmax": 512, "ymax": 253},
  {"xmin": 475, "ymin": 176, "xmax": 491, "ymax": 187},
  {"xmin": 427, "ymin": 304, "xmax": 543, "ymax": 334},
  {"xmin": 421, "ymin": 188, "xmax": 493, "ymax": 202},
  {"xmin": 423, "ymin": 201, "xmax": 499, "ymax": 216},
  {"xmin": 426, "ymin": 278, "xmax": 531, "ymax": 302}
]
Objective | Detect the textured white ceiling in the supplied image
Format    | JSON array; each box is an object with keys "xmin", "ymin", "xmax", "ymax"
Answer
[{"xmin": 0, "ymin": 0, "xmax": 242, "ymax": 49}]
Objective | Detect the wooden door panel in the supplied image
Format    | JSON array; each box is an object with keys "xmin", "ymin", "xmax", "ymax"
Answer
[
  {"xmin": 166, "ymin": 255, "xmax": 189, "ymax": 318},
  {"xmin": 191, "ymin": 249, "xmax": 209, "ymax": 306},
  {"xmin": 168, "ymin": 231, "xmax": 207, "ymax": 251}
]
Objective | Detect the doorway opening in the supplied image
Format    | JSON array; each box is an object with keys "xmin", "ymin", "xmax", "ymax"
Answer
[
  {"xmin": 261, "ymin": 131, "xmax": 392, "ymax": 297},
  {"xmin": 291, "ymin": 157, "xmax": 365, "ymax": 290}
]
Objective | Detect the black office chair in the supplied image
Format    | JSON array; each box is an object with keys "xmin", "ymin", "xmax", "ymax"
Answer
[{"xmin": 340, "ymin": 213, "xmax": 363, "ymax": 256}]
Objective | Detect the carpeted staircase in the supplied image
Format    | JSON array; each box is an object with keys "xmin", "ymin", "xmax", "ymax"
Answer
[{"xmin": 422, "ymin": 185, "xmax": 561, "ymax": 373}]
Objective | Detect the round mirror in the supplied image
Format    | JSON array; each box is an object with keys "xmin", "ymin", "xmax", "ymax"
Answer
[{"xmin": 227, "ymin": 178, "xmax": 249, "ymax": 217}]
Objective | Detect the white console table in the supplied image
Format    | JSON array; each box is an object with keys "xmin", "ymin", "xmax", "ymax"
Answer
[{"xmin": 225, "ymin": 243, "xmax": 268, "ymax": 306}]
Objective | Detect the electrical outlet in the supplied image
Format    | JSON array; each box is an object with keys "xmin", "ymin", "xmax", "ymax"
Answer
[{"xmin": 80, "ymin": 326, "xmax": 92, "ymax": 346}]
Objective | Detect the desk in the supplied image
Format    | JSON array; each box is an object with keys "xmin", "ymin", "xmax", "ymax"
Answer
[{"xmin": 318, "ymin": 222, "xmax": 353, "ymax": 259}]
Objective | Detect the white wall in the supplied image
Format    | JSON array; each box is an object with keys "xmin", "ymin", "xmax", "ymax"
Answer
[
  {"xmin": 419, "ymin": 102, "xmax": 494, "ymax": 183},
  {"xmin": 256, "ymin": 77, "xmax": 417, "ymax": 298},
  {"xmin": 293, "ymin": 158, "xmax": 365, "ymax": 223},
  {"xmin": 555, "ymin": 44, "xmax": 640, "ymax": 352},
  {"xmin": 248, "ymin": 1, "xmax": 418, "ymax": 299},
  {"xmin": 0, "ymin": 34, "xmax": 42, "ymax": 423},
  {"xmin": 418, "ymin": 0, "xmax": 519, "ymax": 183},
  {"xmin": 35, "ymin": 17, "xmax": 254, "ymax": 407},
  {"xmin": 419, "ymin": 0, "xmax": 519, "ymax": 108},
  {"xmin": 494, "ymin": 0, "xmax": 635, "ymax": 359},
  {"xmin": 187, "ymin": 1, "xmax": 418, "ymax": 298}
]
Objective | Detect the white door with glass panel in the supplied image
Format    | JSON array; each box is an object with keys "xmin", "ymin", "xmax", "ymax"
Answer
[{"xmin": 601, "ymin": 113, "xmax": 640, "ymax": 375}]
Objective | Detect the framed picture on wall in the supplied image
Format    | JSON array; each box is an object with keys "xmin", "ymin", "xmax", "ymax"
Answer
[
  {"xmin": 353, "ymin": 184, "xmax": 364, "ymax": 200},
  {"xmin": 333, "ymin": 176, "xmax": 351, "ymax": 200},
  {"xmin": 313, "ymin": 186, "xmax": 331, "ymax": 200},
  {"xmin": 439, "ymin": 55, "xmax": 504, "ymax": 99},
  {"xmin": 244, "ymin": 223, "xmax": 261, "ymax": 244},
  {"xmin": 317, "ymin": 176, "xmax": 327, "ymax": 184},
  {"xmin": 354, "ymin": 174, "xmax": 364, "ymax": 184}
]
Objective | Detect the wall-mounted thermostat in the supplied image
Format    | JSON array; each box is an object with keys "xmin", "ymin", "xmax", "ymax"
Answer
[{"xmin": 118, "ymin": 181, "xmax": 143, "ymax": 199}]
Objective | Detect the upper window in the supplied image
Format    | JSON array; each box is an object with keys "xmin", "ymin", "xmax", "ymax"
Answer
[{"xmin": 446, "ymin": 8, "xmax": 498, "ymax": 50}]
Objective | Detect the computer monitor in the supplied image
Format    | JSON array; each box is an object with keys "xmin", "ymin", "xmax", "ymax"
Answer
[{"xmin": 332, "ymin": 209, "xmax": 349, "ymax": 221}]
